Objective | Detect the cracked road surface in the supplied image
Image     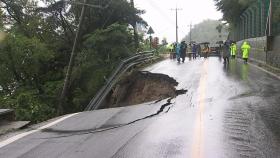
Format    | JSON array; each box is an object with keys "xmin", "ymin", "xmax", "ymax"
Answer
[{"xmin": 1, "ymin": 57, "xmax": 280, "ymax": 158}]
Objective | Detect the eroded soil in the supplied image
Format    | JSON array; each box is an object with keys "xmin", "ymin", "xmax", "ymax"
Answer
[{"xmin": 103, "ymin": 71, "xmax": 186, "ymax": 108}]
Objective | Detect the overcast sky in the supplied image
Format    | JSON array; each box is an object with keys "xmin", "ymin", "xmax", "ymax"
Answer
[{"xmin": 134, "ymin": 0, "xmax": 222, "ymax": 42}]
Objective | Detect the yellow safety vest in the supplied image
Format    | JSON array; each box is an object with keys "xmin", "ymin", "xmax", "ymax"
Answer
[
  {"xmin": 231, "ymin": 44, "xmax": 237, "ymax": 55},
  {"xmin": 241, "ymin": 43, "xmax": 251, "ymax": 59}
]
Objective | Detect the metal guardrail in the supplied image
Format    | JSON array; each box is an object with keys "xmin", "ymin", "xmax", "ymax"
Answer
[{"xmin": 85, "ymin": 50, "xmax": 156, "ymax": 111}]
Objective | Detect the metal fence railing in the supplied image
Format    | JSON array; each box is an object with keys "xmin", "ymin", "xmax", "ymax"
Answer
[
  {"xmin": 230, "ymin": 0, "xmax": 280, "ymax": 41},
  {"xmin": 85, "ymin": 50, "xmax": 156, "ymax": 111},
  {"xmin": 272, "ymin": 0, "xmax": 280, "ymax": 35}
]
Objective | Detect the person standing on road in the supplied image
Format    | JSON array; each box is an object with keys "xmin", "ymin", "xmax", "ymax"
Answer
[
  {"xmin": 204, "ymin": 44, "xmax": 210, "ymax": 58},
  {"xmin": 241, "ymin": 41, "xmax": 251, "ymax": 64},
  {"xmin": 180, "ymin": 41, "xmax": 187, "ymax": 63},
  {"xmin": 197, "ymin": 44, "xmax": 202, "ymax": 58},
  {"xmin": 192, "ymin": 43, "xmax": 197, "ymax": 59},
  {"xmin": 168, "ymin": 43, "xmax": 175, "ymax": 59},
  {"xmin": 222, "ymin": 41, "xmax": 231, "ymax": 65},
  {"xmin": 188, "ymin": 43, "xmax": 192, "ymax": 60},
  {"xmin": 176, "ymin": 42, "xmax": 181, "ymax": 63},
  {"xmin": 230, "ymin": 42, "xmax": 237, "ymax": 59}
]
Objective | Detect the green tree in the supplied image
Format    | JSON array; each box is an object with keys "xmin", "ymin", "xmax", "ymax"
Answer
[
  {"xmin": 0, "ymin": 9, "xmax": 4, "ymax": 42},
  {"xmin": 68, "ymin": 23, "xmax": 135, "ymax": 112},
  {"xmin": 0, "ymin": 34, "xmax": 58, "ymax": 122},
  {"xmin": 0, "ymin": 9, "xmax": 3, "ymax": 29},
  {"xmin": 0, "ymin": 0, "xmax": 147, "ymax": 122},
  {"xmin": 214, "ymin": 0, "xmax": 257, "ymax": 24}
]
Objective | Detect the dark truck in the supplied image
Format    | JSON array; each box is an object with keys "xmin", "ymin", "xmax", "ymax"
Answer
[{"xmin": 209, "ymin": 41, "xmax": 224, "ymax": 57}]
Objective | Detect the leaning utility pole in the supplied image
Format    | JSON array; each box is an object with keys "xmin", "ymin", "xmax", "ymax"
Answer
[
  {"xmin": 171, "ymin": 7, "xmax": 182, "ymax": 43},
  {"xmin": 130, "ymin": 0, "xmax": 139, "ymax": 50},
  {"xmin": 59, "ymin": 0, "xmax": 88, "ymax": 114}
]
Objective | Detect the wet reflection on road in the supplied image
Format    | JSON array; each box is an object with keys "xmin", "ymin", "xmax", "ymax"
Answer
[
  {"xmin": 146, "ymin": 57, "xmax": 280, "ymax": 158},
  {"xmin": 1, "ymin": 57, "xmax": 279, "ymax": 158}
]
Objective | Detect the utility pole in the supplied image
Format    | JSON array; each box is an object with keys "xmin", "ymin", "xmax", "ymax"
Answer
[
  {"xmin": 171, "ymin": 7, "xmax": 182, "ymax": 43},
  {"xmin": 59, "ymin": 0, "xmax": 88, "ymax": 114},
  {"xmin": 130, "ymin": 0, "xmax": 139, "ymax": 50},
  {"xmin": 188, "ymin": 23, "xmax": 192, "ymax": 43},
  {"xmin": 59, "ymin": 1, "xmax": 109, "ymax": 114}
]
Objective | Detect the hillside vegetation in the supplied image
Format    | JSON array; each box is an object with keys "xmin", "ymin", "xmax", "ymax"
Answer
[
  {"xmin": 0, "ymin": 0, "xmax": 147, "ymax": 123},
  {"xmin": 182, "ymin": 20, "xmax": 229, "ymax": 44}
]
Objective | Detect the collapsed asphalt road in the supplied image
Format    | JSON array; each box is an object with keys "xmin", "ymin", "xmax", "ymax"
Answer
[
  {"xmin": 103, "ymin": 71, "xmax": 187, "ymax": 109},
  {"xmin": 0, "ymin": 57, "xmax": 280, "ymax": 158}
]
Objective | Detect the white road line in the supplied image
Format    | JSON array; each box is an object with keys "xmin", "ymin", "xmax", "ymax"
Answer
[
  {"xmin": 0, "ymin": 113, "xmax": 79, "ymax": 149},
  {"xmin": 248, "ymin": 62, "xmax": 280, "ymax": 80},
  {"xmin": 236, "ymin": 58, "xmax": 280, "ymax": 80}
]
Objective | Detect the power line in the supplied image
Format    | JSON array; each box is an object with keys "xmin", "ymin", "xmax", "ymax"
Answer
[
  {"xmin": 146, "ymin": 0, "xmax": 175, "ymax": 25},
  {"xmin": 2, "ymin": 0, "xmax": 109, "ymax": 9},
  {"xmin": 67, "ymin": 1, "xmax": 102, "ymax": 8},
  {"xmin": 66, "ymin": 0, "xmax": 114, "ymax": 9}
]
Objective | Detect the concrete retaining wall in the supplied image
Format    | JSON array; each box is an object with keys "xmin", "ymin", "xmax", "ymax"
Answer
[
  {"xmin": 234, "ymin": 35, "xmax": 280, "ymax": 68},
  {"xmin": 236, "ymin": 37, "xmax": 267, "ymax": 64},
  {"xmin": 267, "ymin": 35, "xmax": 280, "ymax": 68}
]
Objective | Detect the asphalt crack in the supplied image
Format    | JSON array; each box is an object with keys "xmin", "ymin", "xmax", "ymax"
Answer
[{"xmin": 40, "ymin": 98, "xmax": 174, "ymax": 139}]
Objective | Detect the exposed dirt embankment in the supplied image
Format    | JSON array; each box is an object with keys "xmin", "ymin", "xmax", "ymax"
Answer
[{"xmin": 103, "ymin": 71, "xmax": 187, "ymax": 108}]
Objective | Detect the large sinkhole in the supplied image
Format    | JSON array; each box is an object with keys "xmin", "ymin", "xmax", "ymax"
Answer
[{"xmin": 100, "ymin": 71, "xmax": 187, "ymax": 109}]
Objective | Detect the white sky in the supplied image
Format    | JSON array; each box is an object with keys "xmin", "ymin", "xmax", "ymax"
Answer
[{"xmin": 134, "ymin": 0, "xmax": 222, "ymax": 42}]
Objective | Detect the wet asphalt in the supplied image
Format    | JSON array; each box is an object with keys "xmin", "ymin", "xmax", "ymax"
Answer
[{"xmin": 0, "ymin": 57, "xmax": 280, "ymax": 158}]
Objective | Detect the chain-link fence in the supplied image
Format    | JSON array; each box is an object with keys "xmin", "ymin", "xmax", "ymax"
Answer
[
  {"xmin": 272, "ymin": 0, "xmax": 280, "ymax": 36},
  {"xmin": 230, "ymin": 0, "xmax": 280, "ymax": 41}
]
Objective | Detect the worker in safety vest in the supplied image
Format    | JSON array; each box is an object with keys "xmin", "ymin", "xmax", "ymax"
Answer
[
  {"xmin": 241, "ymin": 41, "xmax": 251, "ymax": 64},
  {"xmin": 230, "ymin": 42, "xmax": 237, "ymax": 59},
  {"xmin": 168, "ymin": 43, "xmax": 174, "ymax": 59}
]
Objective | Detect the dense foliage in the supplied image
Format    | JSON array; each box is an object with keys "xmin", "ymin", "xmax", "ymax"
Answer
[
  {"xmin": 214, "ymin": 0, "xmax": 257, "ymax": 24},
  {"xmin": 0, "ymin": 0, "xmax": 146, "ymax": 122}
]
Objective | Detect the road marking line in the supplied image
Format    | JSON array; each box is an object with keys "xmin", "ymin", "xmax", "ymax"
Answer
[
  {"xmin": 236, "ymin": 58, "xmax": 280, "ymax": 80},
  {"xmin": 0, "ymin": 113, "xmax": 79, "ymax": 149},
  {"xmin": 191, "ymin": 60, "xmax": 208, "ymax": 158},
  {"xmin": 247, "ymin": 62, "xmax": 280, "ymax": 80}
]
